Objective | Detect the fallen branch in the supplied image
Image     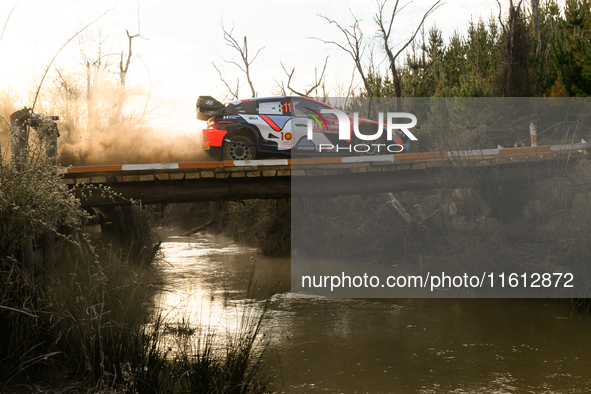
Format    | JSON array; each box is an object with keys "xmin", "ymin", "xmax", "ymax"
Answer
[
  {"xmin": 0, "ymin": 305, "xmax": 38, "ymax": 318},
  {"xmin": 387, "ymin": 192, "xmax": 429, "ymax": 233}
]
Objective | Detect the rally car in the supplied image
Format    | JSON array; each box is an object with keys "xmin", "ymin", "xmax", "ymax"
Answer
[{"xmin": 197, "ymin": 95, "xmax": 410, "ymax": 161}]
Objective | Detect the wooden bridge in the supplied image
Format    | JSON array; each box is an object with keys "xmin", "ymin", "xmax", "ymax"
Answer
[{"xmin": 62, "ymin": 143, "xmax": 590, "ymax": 207}]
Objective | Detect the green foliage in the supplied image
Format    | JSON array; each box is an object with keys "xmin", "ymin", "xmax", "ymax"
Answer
[
  {"xmin": 47, "ymin": 246, "xmax": 157, "ymax": 386},
  {"xmin": 364, "ymin": 1, "xmax": 590, "ymax": 99},
  {"xmin": 494, "ymin": 3, "xmax": 536, "ymax": 96},
  {"xmin": 0, "ymin": 243, "xmax": 156, "ymax": 390},
  {"xmin": 0, "ymin": 123, "xmax": 88, "ymax": 261},
  {"xmin": 0, "ymin": 117, "xmax": 273, "ymax": 392},
  {"xmin": 222, "ymin": 200, "xmax": 291, "ymax": 257},
  {"xmin": 546, "ymin": 0, "xmax": 591, "ymax": 96}
]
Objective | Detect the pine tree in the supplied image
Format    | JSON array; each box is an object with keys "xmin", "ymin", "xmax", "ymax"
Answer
[{"xmin": 546, "ymin": 0, "xmax": 591, "ymax": 96}]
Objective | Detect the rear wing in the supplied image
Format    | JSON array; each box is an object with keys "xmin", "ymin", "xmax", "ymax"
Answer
[{"xmin": 196, "ymin": 96, "xmax": 226, "ymax": 121}]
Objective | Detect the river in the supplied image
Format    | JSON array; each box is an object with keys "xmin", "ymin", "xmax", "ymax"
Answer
[{"xmin": 155, "ymin": 231, "xmax": 591, "ymax": 393}]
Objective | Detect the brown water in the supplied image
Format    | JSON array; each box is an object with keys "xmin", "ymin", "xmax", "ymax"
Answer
[{"xmin": 155, "ymin": 232, "xmax": 591, "ymax": 393}]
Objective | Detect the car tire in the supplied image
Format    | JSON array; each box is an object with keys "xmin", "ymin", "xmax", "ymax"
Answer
[{"xmin": 223, "ymin": 135, "xmax": 256, "ymax": 161}]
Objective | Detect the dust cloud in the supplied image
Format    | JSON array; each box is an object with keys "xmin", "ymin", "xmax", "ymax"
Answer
[{"xmin": 58, "ymin": 124, "xmax": 214, "ymax": 166}]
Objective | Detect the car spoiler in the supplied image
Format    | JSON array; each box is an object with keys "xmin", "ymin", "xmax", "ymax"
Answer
[{"xmin": 196, "ymin": 96, "xmax": 226, "ymax": 121}]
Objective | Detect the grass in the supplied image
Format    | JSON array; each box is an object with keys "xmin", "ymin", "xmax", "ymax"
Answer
[
  {"xmin": 0, "ymin": 267, "xmax": 51, "ymax": 390},
  {"xmin": 0, "ymin": 239, "xmax": 275, "ymax": 393},
  {"xmin": 175, "ymin": 278, "xmax": 274, "ymax": 394},
  {"xmin": 175, "ymin": 310, "xmax": 273, "ymax": 394}
]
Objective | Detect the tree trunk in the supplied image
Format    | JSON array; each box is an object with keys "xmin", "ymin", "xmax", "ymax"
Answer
[
  {"xmin": 505, "ymin": 5, "xmax": 515, "ymax": 96},
  {"xmin": 531, "ymin": 0, "xmax": 542, "ymax": 54},
  {"xmin": 113, "ymin": 71, "xmax": 128, "ymax": 125},
  {"xmin": 110, "ymin": 30, "xmax": 137, "ymax": 127},
  {"xmin": 390, "ymin": 63, "xmax": 402, "ymax": 111},
  {"xmin": 86, "ymin": 63, "xmax": 95, "ymax": 132}
]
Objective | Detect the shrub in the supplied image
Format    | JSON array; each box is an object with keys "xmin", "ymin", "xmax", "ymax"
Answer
[{"xmin": 0, "ymin": 117, "xmax": 88, "ymax": 267}]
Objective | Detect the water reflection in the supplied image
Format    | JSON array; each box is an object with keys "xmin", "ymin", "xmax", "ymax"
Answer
[{"xmin": 156, "ymin": 232, "xmax": 591, "ymax": 393}]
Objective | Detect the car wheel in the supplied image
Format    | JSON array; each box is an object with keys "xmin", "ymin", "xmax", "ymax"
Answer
[{"xmin": 223, "ymin": 136, "xmax": 256, "ymax": 160}]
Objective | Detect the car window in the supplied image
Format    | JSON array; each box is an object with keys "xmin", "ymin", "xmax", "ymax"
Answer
[
  {"xmin": 233, "ymin": 98, "xmax": 292, "ymax": 116},
  {"xmin": 234, "ymin": 99, "xmax": 292, "ymax": 116},
  {"xmin": 258, "ymin": 101, "xmax": 282, "ymax": 115},
  {"xmin": 259, "ymin": 98, "xmax": 291, "ymax": 116}
]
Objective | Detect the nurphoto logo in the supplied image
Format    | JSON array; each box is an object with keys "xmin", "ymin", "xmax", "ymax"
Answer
[{"xmin": 305, "ymin": 109, "xmax": 418, "ymax": 154}]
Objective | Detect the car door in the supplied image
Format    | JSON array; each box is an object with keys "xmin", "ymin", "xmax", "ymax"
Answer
[{"xmin": 251, "ymin": 98, "xmax": 293, "ymax": 151}]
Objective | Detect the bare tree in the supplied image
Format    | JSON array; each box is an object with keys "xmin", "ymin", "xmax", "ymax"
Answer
[
  {"xmin": 272, "ymin": 77, "xmax": 287, "ymax": 96},
  {"xmin": 215, "ymin": 23, "xmax": 264, "ymax": 98},
  {"xmin": 311, "ymin": 11, "xmax": 374, "ymax": 97},
  {"xmin": 374, "ymin": 0, "xmax": 442, "ymax": 108},
  {"xmin": 31, "ymin": 6, "xmax": 116, "ymax": 112},
  {"xmin": 0, "ymin": 1, "xmax": 19, "ymax": 133},
  {"xmin": 49, "ymin": 67, "xmax": 83, "ymax": 142},
  {"xmin": 110, "ymin": 29, "xmax": 139, "ymax": 127},
  {"xmin": 79, "ymin": 31, "xmax": 112, "ymax": 132},
  {"xmin": 277, "ymin": 56, "xmax": 329, "ymax": 97},
  {"xmin": 213, "ymin": 63, "xmax": 240, "ymax": 101},
  {"xmin": 496, "ymin": 0, "xmax": 529, "ymax": 96}
]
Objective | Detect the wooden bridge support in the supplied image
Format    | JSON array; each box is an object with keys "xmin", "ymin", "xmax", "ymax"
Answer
[{"xmin": 9, "ymin": 108, "xmax": 30, "ymax": 170}]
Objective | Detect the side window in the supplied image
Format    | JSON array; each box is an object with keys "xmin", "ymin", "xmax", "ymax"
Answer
[
  {"xmin": 258, "ymin": 99, "xmax": 291, "ymax": 116},
  {"xmin": 235, "ymin": 99, "xmax": 292, "ymax": 116}
]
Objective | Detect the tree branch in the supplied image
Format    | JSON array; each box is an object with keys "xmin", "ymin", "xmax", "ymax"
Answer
[
  {"xmin": 220, "ymin": 23, "xmax": 264, "ymax": 98},
  {"xmin": 0, "ymin": 0, "xmax": 19, "ymax": 45},
  {"xmin": 374, "ymin": 0, "xmax": 442, "ymax": 102},
  {"xmin": 392, "ymin": 0, "xmax": 443, "ymax": 60},
  {"xmin": 213, "ymin": 63, "xmax": 239, "ymax": 101},
  {"xmin": 32, "ymin": 5, "xmax": 116, "ymax": 111},
  {"xmin": 311, "ymin": 13, "xmax": 373, "ymax": 96},
  {"xmin": 281, "ymin": 56, "xmax": 329, "ymax": 97}
]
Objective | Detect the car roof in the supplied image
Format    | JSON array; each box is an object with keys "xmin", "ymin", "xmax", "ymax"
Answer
[
  {"xmin": 235, "ymin": 96, "xmax": 327, "ymax": 103},
  {"xmin": 234, "ymin": 96, "xmax": 336, "ymax": 108}
]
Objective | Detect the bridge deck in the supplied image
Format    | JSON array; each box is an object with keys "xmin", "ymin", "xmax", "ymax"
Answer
[{"xmin": 61, "ymin": 143, "xmax": 590, "ymax": 207}]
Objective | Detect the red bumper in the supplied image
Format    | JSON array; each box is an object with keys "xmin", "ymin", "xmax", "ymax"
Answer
[{"xmin": 202, "ymin": 128, "xmax": 227, "ymax": 150}]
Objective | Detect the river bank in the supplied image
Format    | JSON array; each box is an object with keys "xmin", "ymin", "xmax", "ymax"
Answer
[
  {"xmin": 0, "ymin": 239, "xmax": 276, "ymax": 394},
  {"xmin": 0, "ymin": 201, "xmax": 277, "ymax": 393}
]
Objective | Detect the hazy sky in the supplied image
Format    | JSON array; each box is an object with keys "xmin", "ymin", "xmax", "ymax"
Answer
[{"xmin": 0, "ymin": 0, "xmax": 508, "ymax": 132}]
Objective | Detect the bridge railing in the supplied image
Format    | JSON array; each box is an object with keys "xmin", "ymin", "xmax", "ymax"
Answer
[{"xmin": 61, "ymin": 142, "xmax": 590, "ymax": 186}]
